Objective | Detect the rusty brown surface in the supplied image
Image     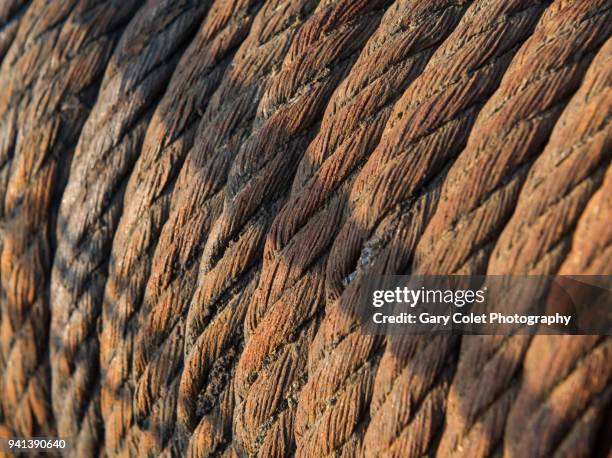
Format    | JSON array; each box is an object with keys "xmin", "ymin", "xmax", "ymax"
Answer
[{"xmin": 0, "ymin": 0, "xmax": 610, "ymax": 456}]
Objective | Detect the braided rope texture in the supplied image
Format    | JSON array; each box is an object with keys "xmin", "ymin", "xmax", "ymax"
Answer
[{"xmin": 0, "ymin": 0, "xmax": 610, "ymax": 457}]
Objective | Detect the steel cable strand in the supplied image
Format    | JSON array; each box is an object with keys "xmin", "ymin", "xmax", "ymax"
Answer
[
  {"xmin": 296, "ymin": 186, "xmax": 442, "ymax": 458},
  {"xmin": 298, "ymin": 1, "xmax": 549, "ymax": 456},
  {"xmin": 125, "ymin": 0, "xmax": 268, "ymax": 454},
  {"xmin": 228, "ymin": 1, "xmax": 399, "ymax": 454},
  {"xmin": 410, "ymin": 6, "xmax": 612, "ymax": 455},
  {"xmin": 122, "ymin": 0, "xmax": 315, "ymax": 455},
  {"xmin": 250, "ymin": 0, "xmax": 471, "ymax": 363},
  {"xmin": 557, "ymin": 165, "xmax": 612, "ymax": 278},
  {"xmin": 414, "ymin": 0, "xmax": 612, "ymax": 277},
  {"xmin": 48, "ymin": 0, "xmax": 214, "ymax": 455},
  {"xmin": 504, "ymin": 171, "xmax": 612, "ymax": 456},
  {"xmin": 357, "ymin": 182, "xmax": 453, "ymax": 458},
  {"xmin": 180, "ymin": 278, "xmax": 256, "ymax": 457},
  {"xmin": 0, "ymin": 0, "xmax": 30, "ymax": 64},
  {"xmin": 243, "ymin": 1, "xmax": 472, "ymax": 455},
  {"xmin": 159, "ymin": 0, "xmax": 320, "ymax": 455},
  {"xmin": 505, "ymin": 332, "xmax": 612, "ymax": 458},
  {"xmin": 0, "ymin": 0, "xmax": 37, "ymax": 438},
  {"xmin": 363, "ymin": 334, "xmax": 457, "ymax": 457},
  {"xmin": 183, "ymin": 216, "xmax": 270, "ymax": 457},
  {"xmin": 0, "ymin": 0, "xmax": 142, "ymax": 439},
  {"xmin": 285, "ymin": 0, "xmax": 472, "ymax": 196},
  {"xmin": 493, "ymin": 40, "xmax": 612, "ymax": 458},
  {"xmin": 193, "ymin": 1, "xmax": 395, "ymax": 455},
  {"xmin": 199, "ymin": 0, "xmax": 394, "ymax": 306},
  {"xmin": 0, "ymin": 0, "xmax": 137, "ymax": 204},
  {"xmin": 126, "ymin": 1, "xmax": 273, "ymax": 453},
  {"xmin": 96, "ymin": 0, "xmax": 272, "ymax": 455},
  {"xmin": 252, "ymin": 4, "xmax": 471, "ymax": 456},
  {"xmin": 563, "ymin": 167, "xmax": 612, "ymax": 458},
  {"xmin": 442, "ymin": 19, "xmax": 609, "ymax": 458},
  {"xmin": 324, "ymin": 0, "xmax": 550, "ymax": 303},
  {"xmin": 0, "ymin": 0, "xmax": 133, "ymax": 295},
  {"xmin": 487, "ymin": 36, "xmax": 612, "ymax": 277},
  {"xmin": 508, "ymin": 166, "xmax": 611, "ymax": 458},
  {"xmin": 0, "ymin": 0, "xmax": 31, "ymax": 435},
  {"xmin": 0, "ymin": 0, "xmax": 56, "ymax": 206}
]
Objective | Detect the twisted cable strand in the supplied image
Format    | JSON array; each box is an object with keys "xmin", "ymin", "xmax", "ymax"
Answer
[
  {"xmin": 550, "ymin": 167, "xmax": 612, "ymax": 456},
  {"xmin": 253, "ymin": 0, "xmax": 471, "ymax": 350},
  {"xmin": 197, "ymin": 0, "xmax": 398, "ymax": 454},
  {"xmin": 0, "ymin": 0, "xmax": 31, "ymax": 434},
  {"xmin": 48, "ymin": 0, "xmax": 213, "ymax": 455},
  {"xmin": 417, "ymin": 7, "xmax": 612, "ymax": 456},
  {"xmin": 488, "ymin": 36, "xmax": 611, "ymax": 276},
  {"xmin": 0, "ymin": 0, "xmax": 29, "ymax": 63},
  {"xmin": 325, "ymin": 0, "xmax": 550, "ymax": 300},
  {"xmin": 0, "ymin": 0, "xmax": 141, "ymax": 440},
  {"xmin": 557, "ymin": 164, "xmax": 612, "ymax": 277},
  {"xmin": 298, "ymin": 185, "xmax": 441, "ymax": 457},
  {"xmin": 246, "ymin": 1, "xmax": 474, "ymax": 455},
  {"xmin": 415, "ymin": 1, "xmax": 612, "ymax": 276},
  {"xmin": 298, "ymin": 1, "xmax": 549, "ymax": 456},
  {"xmin": 157, "ymin": 1, "xmax": 323, "ymax": 455},
  {"xmin": 96, "ymin": 1, "xmax": 280, "ymax": 455},
  {"xmin": 501, "ymin": 46, "xmax": 612, "ymax": 456},
  {"xmin": 123, "ymin": 1, "xmax": 282, "ymax": 455},
  {"xmin": 364, "ymin": 335, "xmax": 456, "ymax": 457},
  {"xmin": 505, "ymin": 335, "xmax": 611, "ymax": 458}
]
